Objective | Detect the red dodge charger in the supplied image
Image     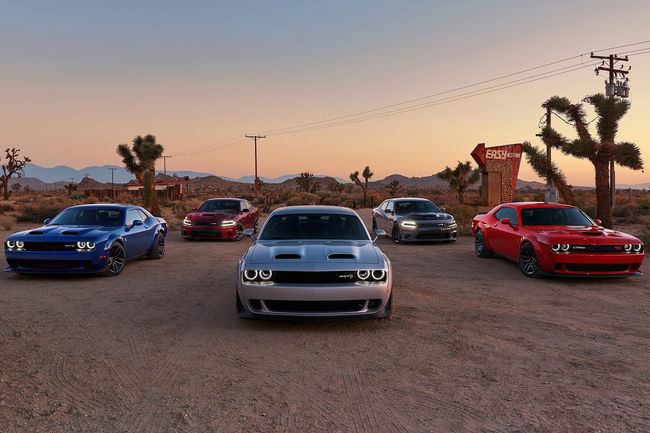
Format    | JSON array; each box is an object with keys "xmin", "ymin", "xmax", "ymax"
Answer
[
  {"xmin": 182, "ymin": 198, "xmax": 258, "ymax": 241},
  {"xmin": 472, "ymin": 202, "xmax": 644, "ymax": 277}
]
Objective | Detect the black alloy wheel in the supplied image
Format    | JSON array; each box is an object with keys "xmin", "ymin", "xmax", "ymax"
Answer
[
  {"xmin": 519, "ymin": 243, "xmax": 541, "ymax": 278},
  {"xmin": 234, "ymin": 224, "xmax": 244, "ymax": 241},
  {"xmin": 103, "ymin": 242, "xmax": 126, "ymax": 277},
  {"xmin": 147, "ymin": 233, "xmax": 165, "ymax": 259},
  {"xmin": 392, "ymin": 224, "xmax": 401, "ymax": 244},
  {"xmin": 474, "ymin": 230, "xmax": 492, "ymax": 258}
]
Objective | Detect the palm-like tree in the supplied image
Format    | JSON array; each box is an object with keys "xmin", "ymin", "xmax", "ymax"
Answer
[
  {"xmin": 521, "ymin": 141, "xmax": 575, "ymax": 205},
  {"xmin": 437, "ymin": 161, "xmax": 479, "ymax": 204},
  {"xmin": 350, "ymin": 166, "xmax": 373, "ymax": 207},
  {"xmin": 117, "ymin": 135, "xmax": 164, "ymax": 215},
  {"xmin": 541, "ymin": 94, "xmax": 643, "ymax": 228}
]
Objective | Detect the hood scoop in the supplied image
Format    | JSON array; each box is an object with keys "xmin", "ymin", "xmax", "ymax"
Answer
[
  {"xmin": 328, "ymin": 253, "xmax": 355, "ymax": 259},
  {"xmin": 61, "ymin": 231, "xmax": 79, "ymax": 235},
  {"xmin": 581, "ymin": 232, "xmax": 603, "ymax": 236},
  {"xmin": 274, "ymin": 254, "xmax": 302, "ymax": 260},
  {"xmin": 28, "ymin": 231, "xmax": 44, "ymax": 235}
]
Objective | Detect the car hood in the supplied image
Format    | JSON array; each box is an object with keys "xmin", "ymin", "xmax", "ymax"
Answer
[
  {"xmin": 528, "ymin": 225, "xmax": 641, "ymax": 243},
  {"xmin": 249, "ymin": 240, "xmax": 381, "ymax": 265},
  {"xmin": 187, "ymin": 211, "xmax": 237, "ymax": 221},
  {"xmin": 399, "ymin": 212, "xmax": 454, "ymax": 221},
  {"xmin": 10, "ymin": 225, "xmax": 116, "ymax": 240}
]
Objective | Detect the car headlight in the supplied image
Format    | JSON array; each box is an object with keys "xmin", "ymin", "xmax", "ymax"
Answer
[
  {"xmin": 400, "ymin": 220, "xmax": 417, "ymax": 228},
  {"xmin": 15, "ymin": 241, "xmax": 24, "ymax": 248},
  {"xmin": 259, "ymin": 270, "xmax": 273, "ymax": 280},
  {"xmin": 357, "ymin": 270, "xmax": 370, "ymax": 280},
  {"xmin": 243, "ymin": 269, "xmax": 273, "ymax": 283},
  {"xmin": 633, "ymin": 244, "xmax": 643, "ymax": 253},
  {"xmin": 448, "ymin": 221, "xmax": 457, "ymax": 227},
  {"xmin": 623, "ymin": 244, "xmax": 632, "ymax": 252},
  {"xmin": 77, "ymin": 241, "xmax": 87, "ymax": 249},
  {"xmin": 355, "ymin": 269, "xmax": 387, "ymax": 282},
  {"xmin": 87, "ymin": 241, "xmax": 96, "ymax": 249},
  {"xmin": 183, "ymin": 218, "xmax": 193, "ymax": 226},
  {"xmin": 551, "ymin": 244, "xmax": 561, "ymax": 252},
  {"xmin": 371, "ymin": 269, "xmax": 386, "ymax": 280},
  {"xmin": 220, "ymin": 220, "xmax": 236, "ymax": 227},
  {"xmin": 6, "ymin": 240, "xmax": 16, "ymax": 249},
  {"xmin": 561, "ymin": 244, "xmax": 570, "ymax": 252}
]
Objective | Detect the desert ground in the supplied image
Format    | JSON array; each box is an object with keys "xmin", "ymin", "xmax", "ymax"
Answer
[{"xmin": 0, "ymin": 209, "xmax": 648, "ymax": 433}]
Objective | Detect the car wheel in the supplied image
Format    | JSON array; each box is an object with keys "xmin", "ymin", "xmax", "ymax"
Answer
[
  {"xmin": 147, "ymin": 232, "xmax": 165, "ymax": 259},
  {"xmin": 234, "ymin": 224, "xmax": 244, "ymax": 241},
  {"xmin": 102, "ymin": 242, "xmax": 126, "ymax": 277},
  {"xmin": 474, "ymin": 230, "xmax": 492, "ymax": 257},
  {"xmin": 392, "ymin": 224, "xmax": 401, "ymax": 244},
  {"xmin": 519, "ymin": 243, "xmax": 541, "ymax": 278}
]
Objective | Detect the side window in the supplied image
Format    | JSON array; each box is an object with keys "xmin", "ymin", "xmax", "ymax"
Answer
[
  {"xmin": 137, "ymin": 209, "xmax": 149, "ymax": 222},
  {"xmin": 240, "ymin": 201, "xmax": 247, "ymax": 212},
  {"xmin": 495, "ymin": 207, "xmax": 519, "ymax": 225},
  {"xmin": 386, "ymin": 201, "xmax": 394, "ymax": 213},
  {"xmin": 125, "ymin": 209, "xmax": 140, "ymax": 226},
  {"xmin": 379, "ymin": 201, "xmax": 388, "ymax": 211}
]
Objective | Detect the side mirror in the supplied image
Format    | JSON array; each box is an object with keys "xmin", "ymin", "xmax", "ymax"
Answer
[
  {"xmin": 594, "ymin": 218, "xmax": 602, "ymax": 225},
  {"xmin": 500, "ymin": 218, "xmax": 511, "ymax": 225},
  {"xmin": 241, "ymin": 208, "xmax": 249, "ymax": 213},
  {"xmin": 439, "ymin": 207, "xmax": 446, "ymax": 213},
  {"xmin": 192, "ymin": 208, "xmax": 197, "ymax": 212},
  {"xmin": 44, "ymin": 218, "xmax": 52, "ymax": 224},
  {"xmin": 132, "ymin": 219, "xmax": 143, "ymax": 226},
  {"xmin": 373, "ymin": 228, "xmax": 386, "ymax": 242},
  {"xmin": 243, "ymin": 229, "xmax": 256, "ymax": 242}
]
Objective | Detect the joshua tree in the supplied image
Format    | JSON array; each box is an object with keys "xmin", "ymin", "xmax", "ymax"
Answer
[
  {"xmin": 0, "ymin": 148, "xmax": 31, "ymax": 200},
  {"xmin": 385, "ymin": 179, "xmax": 401, "ymax": 197},
  {"xmin": 64, "ymin": 183, "xmax": 78, "ymax": 196},
  {"xmin": 521, "ymin": 141, "xmax": 575, "ymax": 205},
  {"xmin": 437, "ymin": 161, "xmax": 479, "ymax": 204},
  {"xmin": 296, "ymin": 172, "xmax": 320, "ymax": 193},
  {"xmin": 540, "ymin": 94, "xmax": 643, "ymax": 228},
  {"xmin": 11, "ymin": 182, "xmax": 22, "ymax": 194},
  {"xmin": 350, "ymin": 166, "xmax": 373, "ymax": 206},
  {"xmin": 117, "ymin": 135, "xmax": 164, "ymax": 215}
]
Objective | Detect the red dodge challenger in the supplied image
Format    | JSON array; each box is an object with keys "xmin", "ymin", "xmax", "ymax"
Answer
[
  {"xmin": 472, "ymin": 202, "xmax": 644, "ymax": 277},
  {"xmin": 182, "ymin": 198, "xmax": 258, "ymax": 241}
]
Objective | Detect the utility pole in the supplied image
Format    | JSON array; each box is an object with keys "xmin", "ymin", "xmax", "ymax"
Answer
[
  {"xmin": 591, "ymin": 52, "xmax": 630, "ymax": 207},
  {"xmin": 536, "ymin": 105, "xmax": 557, "ymax": 202},
  {"xmin": 108, "ymin": 168, "xmax": 117, "ymax": 201},
  {"xmin": 161, "ymin": 155, "xmax": 172, "ymax": 176},
  {"xmin": 245, "ymin": 135, "xmax": 266, "ymax": 194}
]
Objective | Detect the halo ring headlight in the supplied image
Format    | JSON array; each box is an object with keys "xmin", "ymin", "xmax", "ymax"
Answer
[
  {"xmin": 86, "ymin": 241, "xmax": 96, "ymax": 249},
  {"xmin": 259, "ymin": 270, "xmax": 273, "ymax": 280},
  {"xmin": 77, "ymin": 241, "xmax": 87, "ymax": 249},
  {"xmin": 551, "ymin": 244, "xmax": 560, "ymax": 252},
  {"xmin": 357, "ymin": 270, "xmax": 370, "ymax": 280},
  {"xmin": 6, "ymin": 240, "xmax": 16, "ymax": 249},
  {"xmin": 371, "ymin": 269, "xmax": 386, "ymax": 280},
  {"xmin": 633, "ymin": 244, "xmax": 642, "ymax": 252},
  {"xmin": 15, "ymin": 241, "xmax": 24, "ymax": 248},
  {"xmin": 623, "ymin": 244, "xmax": 632, "ymax": 252},
  {"xmin": 244, "ymin": 270, "xmax": 258, "ymax": 281},
  {"xmin": 561, "ymin": 244, "xmax": 570, "ymax": 252}
]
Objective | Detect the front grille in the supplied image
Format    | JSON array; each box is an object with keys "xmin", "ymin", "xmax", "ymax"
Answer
[
  {"xmin": 565, "ymin": 263, "xmax": 630, "ymax": 272},
  {"xmin": 11, "ymin": 260, "xmax": 92, "ymax": 270},
  {"xmin": 24, "ymin": 242, "xmax": 77, "ymax": 251},
  {"xmin": 193, "ymin": 221, "xmax": 220, "ymax": 226},
  {"xmin": 418, "ymin": 222, "xmax": 451, "ymax": 228},
  {"xmin": 261, "ymin": 299, "xmax": 377, "ymax": 313},
  {"xmin": 568, "ymin": 245, "xmax": 626, "ymax": 253},
  {"xmin": 271, "ymin": 271, "xmax": 382, "ymax": 284},
  {"xmin": 189, "ymin": 229, "xmax": 223, "ymax": 237},
  {"xmin": 416, "ymin": 232, "xmax": 453, "ymax": 240}
]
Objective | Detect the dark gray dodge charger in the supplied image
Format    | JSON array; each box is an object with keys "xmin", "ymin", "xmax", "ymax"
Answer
[{"xmin": 372, "ymin": 198, "xmax": 458, "ymax": 243}]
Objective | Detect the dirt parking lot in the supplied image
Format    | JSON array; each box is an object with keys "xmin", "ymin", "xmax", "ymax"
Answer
[{"xmin": 0, "ymin": 209, "xmax": 648, "ymax": 433}]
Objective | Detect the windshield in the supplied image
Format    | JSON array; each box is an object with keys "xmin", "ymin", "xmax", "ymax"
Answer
[
  {"xmin": 198, "ymin": 200, "xmax": 240, "ymax": 213},
  {"xmin": 395, "ymin": 200, "xmax": 440, "ymax": 215},
  {"xmin": 50, "ymin": 208, "xmax": 124, "ymax": 226},
  {"xmin": 260, "ymin": 213, "xmax": 369, "ymax": 240},
  {"xmin": 520, "ymin": 207, "xmax": 594, "ymax": 226}
]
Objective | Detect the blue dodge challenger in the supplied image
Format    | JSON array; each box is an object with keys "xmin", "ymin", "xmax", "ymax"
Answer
[{"xmin": 4, "ymin": 204, "xmax": 167, "ymax": 276}]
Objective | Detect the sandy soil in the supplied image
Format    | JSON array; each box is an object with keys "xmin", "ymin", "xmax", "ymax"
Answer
[{"xmin": 0, "ymin": 209, "xmax": 648, "ymax": 433}]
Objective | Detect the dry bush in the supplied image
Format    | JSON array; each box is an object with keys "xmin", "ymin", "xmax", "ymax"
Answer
[
  {"xmin": 286, "ymin": 192, "xmax": 319, "ymax": 206},
  {"xmin": 0, "ymin": 215, "xmax": 17, "ymax": 230}
]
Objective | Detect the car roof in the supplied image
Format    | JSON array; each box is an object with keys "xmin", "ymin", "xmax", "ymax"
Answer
[
  {"xmin": 204, "ymin": 198, "xmax": 243, "ymax": 201},
  {"xmin": 391, "ymin": 197, "xmax": 432, "ymax": 202},
  {"xmin": 501, "ymin": 202, "xmax": 577, "ymax": 209},
  {"xmin": 270, "ymin": 205, "xmax": 358, "ymax": 216},
  {"xmin": 67, "ymin": 204, "xmax": 134, "ymax": 210}
]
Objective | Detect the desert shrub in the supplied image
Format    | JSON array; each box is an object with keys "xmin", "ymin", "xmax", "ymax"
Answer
[
  {"xmin": 19, "ymin": 202, "xmax": 68, "ymax": 222},
  {"xmin": 0, "ymin": 215, "xmax": 17, "ymax": 230},
  {"xmin": 69, "ymin": 192, "xmax": 85, "ymax": 200},
  {"xmin": 532, "ymin": 192, "xmax": 545, "ymax": 202},
  {"xmin": 101, "ymin": 196, "xmax": 111, "ymax": 202},
  {"xmin": 286, "ymin": 192, "xmax": 319, "ymax": 206},
  {"xmin": 612, "ymin": 204, "xmax": 633, "ymax": 218},
  {"xmin": 581, "ymin": 205, "xmax": 596, "ymax": 219},
  {"xmin": 0, "ymin": 203, "xmax": 14, "ymax": 212},
  {"xmin": 444, "ymin": 204, "xmax": 477, "ymax": 226}
]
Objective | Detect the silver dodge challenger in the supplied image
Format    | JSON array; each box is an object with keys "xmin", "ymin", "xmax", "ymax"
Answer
[{"xmin": 236, "ymin": 206, "xmax": 392, "ymax": 319}]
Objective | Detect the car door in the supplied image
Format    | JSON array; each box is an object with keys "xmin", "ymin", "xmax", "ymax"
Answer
[
  {"xmin": 240, "ymin": 201, "xmax": 252, "ymax": 229},
  {"xmin": 123, "ymin": 209, "xmax": 150, "ymax": 258},
  {"xmin": 137, "ymin": 209, "xmax": 158, "ymax": 252},
  {"xmin": 383, "ymin": 201, "xmax": 395, "ymax": 231},
  {"xmin": 490, "ymin": 207, "xmax": 522, "ymax": 259}
]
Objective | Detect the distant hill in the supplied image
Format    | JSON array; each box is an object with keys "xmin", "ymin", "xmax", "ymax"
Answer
[
  {"xmin": 229, "ymin": 174, "xmax": 349, "ymax": 184},
  {"xmin": 23, "ymin": 164, "xmax": 216, "ymax": 184}
]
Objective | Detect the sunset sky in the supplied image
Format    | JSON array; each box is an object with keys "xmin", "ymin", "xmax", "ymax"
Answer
[{"xmin": 2, "ymin": 0, "xmax": 650, "ymax": 186}]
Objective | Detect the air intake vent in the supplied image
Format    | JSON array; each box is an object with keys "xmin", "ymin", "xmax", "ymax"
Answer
[
  {"xmin": 274, "ymin": 254, "xmax": 302, "ymax": 260},
  {"xmin": 61, "ymin": 231, "xmax": 79, "ymax": 235},
  {"xmin": 28, "ymin": 231, "xmax": 44, "ymax": 235},
  {"xmin": 581, "ymin": 232, "xmax": 603, "ymax": 236},
  {"xmin": 328, "ymin": 253, "xmax": 355, "ymax": 259}
]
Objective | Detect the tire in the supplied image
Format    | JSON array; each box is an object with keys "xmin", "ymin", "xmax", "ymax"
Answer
[
  {"xmin": 474, "ymin": 230, "xmax": 492, "ymax": 258},
  {"xmin": 234, "ymin": 224, "xmax": 244, "ymax": 241},
  {"xmin": 147, "ymin": 232, "xmax": 165, "ymax": 259},
  {"xmin": 519, "ymin": 243, "xmax": 541, "ymax": 278},
  {"xmin": 102, "ymin": 242, "xmax": 126, "ymax": 277},
  {"xmin": 392, "ymin": 224, "xmax": 401, "ymax": 244}
]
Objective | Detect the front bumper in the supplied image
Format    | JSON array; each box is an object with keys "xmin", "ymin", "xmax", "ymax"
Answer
[
  {"xmin": 4, "ymin": 249, "xmax": 108, "ymax": 274},
  {"xmin": 182, "ymin": 225, "xmax": 237, "ymax": 239},
  {"xmin": 401, "ymin": 226, "xmax": 458, "ymax": 242},
  {"xmin": 236, "ymin": 270, "xmax": 392, "ymax": 319},
  {"xmin": 538, "ymin": 249, "xmax": 644, "ymax": 276}
]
